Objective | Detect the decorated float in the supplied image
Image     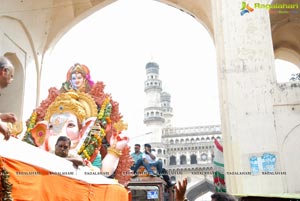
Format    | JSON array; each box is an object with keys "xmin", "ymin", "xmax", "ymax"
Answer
[{"xmin": 0, "ymin": 64, "xmax": 134, "ymax": 200}]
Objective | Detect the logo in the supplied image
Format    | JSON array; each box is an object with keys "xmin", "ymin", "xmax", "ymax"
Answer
[
  {"xmin": 240, "ymin": 2, "xmax": 254, "ymax": 16},
  {"xmin": 241, "ymin": 1, "xmax": 299, "ymax": 15}
]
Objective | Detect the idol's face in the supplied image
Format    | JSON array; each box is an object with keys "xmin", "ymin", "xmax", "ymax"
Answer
[
  {"xmin": 47, "ymin": 113, "xmax": 80, "ymax": 151},
  {"xmin": 71, "ymin": 72, "xmax": 84, "ymax": 89}
]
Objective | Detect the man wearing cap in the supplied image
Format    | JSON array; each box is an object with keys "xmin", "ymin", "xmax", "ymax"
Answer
[{"xmin": 0, "ymin": 56, "xmax": 17, "ymax": 140}]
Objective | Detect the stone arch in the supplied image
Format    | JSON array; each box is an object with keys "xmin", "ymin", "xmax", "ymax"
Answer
[
  {"xmin": 0, "ymin": 16, "xmax": 39, "ymax": 120},
  {"xmin": 270, "ymin": 0, "xmax": 300, "ymax": 82},
  {"xmin": 45, "ymin": 0, "xmax": 215, "ymax": 54},
  {"xmin": 282, "ymin": 123, "xmax": 300, "ymax": 192},
  {"xmin": 271, "ymin": 4, "xmax": 300, "ymax": 69},
  {"xmin": 274, "ymin": 48, "xmax": 300, "ymax": 69},
  {"xmin": 186, "ymin": 179, "xmax": 215, "ymax": 201}
]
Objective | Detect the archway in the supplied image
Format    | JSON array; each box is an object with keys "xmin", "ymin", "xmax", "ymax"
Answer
[
  {"xmin": 41, "ymin": 0, "xmax": 219, "ymax": 144},
  {"xmin": 186, "ymin": 179, "xmax": 215, "ymax": 201}
]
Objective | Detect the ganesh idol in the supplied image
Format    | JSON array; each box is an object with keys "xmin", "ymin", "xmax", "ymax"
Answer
[{"xmin": 22, "ymin": 63, "xmax": 134, "ymax": 185}]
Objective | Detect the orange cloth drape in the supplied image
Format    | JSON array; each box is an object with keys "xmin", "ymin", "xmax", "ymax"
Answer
[{"xmin": 2, "ymin": 157, "xmax": 129, "ymax": 201}]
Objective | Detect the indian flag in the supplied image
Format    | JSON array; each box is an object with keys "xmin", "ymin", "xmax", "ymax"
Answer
[{"xmin": 213, "ymin": 138, "xmax": 226, "ymax": 192}]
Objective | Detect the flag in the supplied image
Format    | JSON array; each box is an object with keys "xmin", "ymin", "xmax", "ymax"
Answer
[{"xmin": 213, "ymin": 138, "xmax": 226, "ymax": 192}]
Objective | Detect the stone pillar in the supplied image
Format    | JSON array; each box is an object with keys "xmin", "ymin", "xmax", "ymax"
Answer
[
  {"xmin": 176, "ymin": 153, "xmax": 180, "ymax": 165},
  {"xmin": 211, "ymin": 0, "xmax": 284, "ymax": 194},
  {"xmin": 187, "ymin": 152, "xmax": 191, "ymax": 165}
]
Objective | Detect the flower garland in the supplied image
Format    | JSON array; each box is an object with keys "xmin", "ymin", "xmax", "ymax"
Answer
[
  {"xmin": 26, "ymin": 111, "xmax": 37, "ymax": 132},
  {"xmin": 0, "ymin": 159, "xmax": 13, "ymax": 201},
  {"xmin": 97, "ymin": 96, "xmax": 112, "ymax": 127},
  {"xmin": 22, "ymin": 111, "xmax": 38, "ymax": 146},
  {"xmin": 77, "ymin": 96, "xmax": 111, "ymax": 162}
]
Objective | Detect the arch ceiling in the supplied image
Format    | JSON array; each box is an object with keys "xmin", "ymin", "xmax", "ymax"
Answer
[
  {"xmin": 271, "ymin": 0, "xmax": 300, "ymax": 67},
  {"xmin": 44, "ymin": 0, "xmax": 214, "ymax": 52},
  {"xmin": 2, "ymin": 0, "xmax": 297, "ymax": 66}
]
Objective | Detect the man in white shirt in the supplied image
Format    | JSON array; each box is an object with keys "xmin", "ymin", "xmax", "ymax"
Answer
[
  {"xmin": 0, "ymin": 56, "xmax": 17, "ymax": 140},
  {"xmin": 142, "ymin": 143, "xmax": 162, "ymax": 176},
  {"xmin": 142, "ymin": 143, "xmax": 175, "ymax": 188}
]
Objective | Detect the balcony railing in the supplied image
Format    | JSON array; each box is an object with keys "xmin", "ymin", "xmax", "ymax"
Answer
[{"xmin": 162, "ymin": 125, "xmax": 221, "ymax": 137}]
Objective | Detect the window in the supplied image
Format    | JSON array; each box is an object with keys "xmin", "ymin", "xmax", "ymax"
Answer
[
  {"xmin": 158, "ymin": 149, "xmax": 162, "ymax": 154},
  {"xmin": 180, "ymin": 155, "xmax": 187, "ymax": 165},
  {"xmin": 191, "ymin": 154, "xmax": 197, "ymax": 164},
  {"xmin": 201, "ymin": 154, "xmax": 207, "ymax": 161},
  {"xmin": 170, "ymin": 156, "xmax": 176, "ymax": 165}
]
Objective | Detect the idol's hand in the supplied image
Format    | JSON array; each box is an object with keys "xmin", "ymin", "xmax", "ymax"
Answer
[{"xmin": 109, "ymin": 133, "xmax": 129, "ymax": 151}]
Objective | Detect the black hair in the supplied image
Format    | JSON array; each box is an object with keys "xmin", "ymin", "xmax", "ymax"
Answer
[
  {"xmin": 55, "ymin": 136, "xmax": 71, "ymax": 147},
  {"xmin": 144, "ymin": 143, "xmax": 151, "ymax": 148},
  {"xmin": 134, "ymin": 144, "xmax": 141, "ymax": 147},
  {"xmin": 211, "ymin": 192, "xmax": 237, "ymax": 201}
]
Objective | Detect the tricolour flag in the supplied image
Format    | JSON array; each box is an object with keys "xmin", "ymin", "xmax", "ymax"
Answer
[{"xmin": 213, "ymin": 138, "xmax": 226, "ymax": 192}]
